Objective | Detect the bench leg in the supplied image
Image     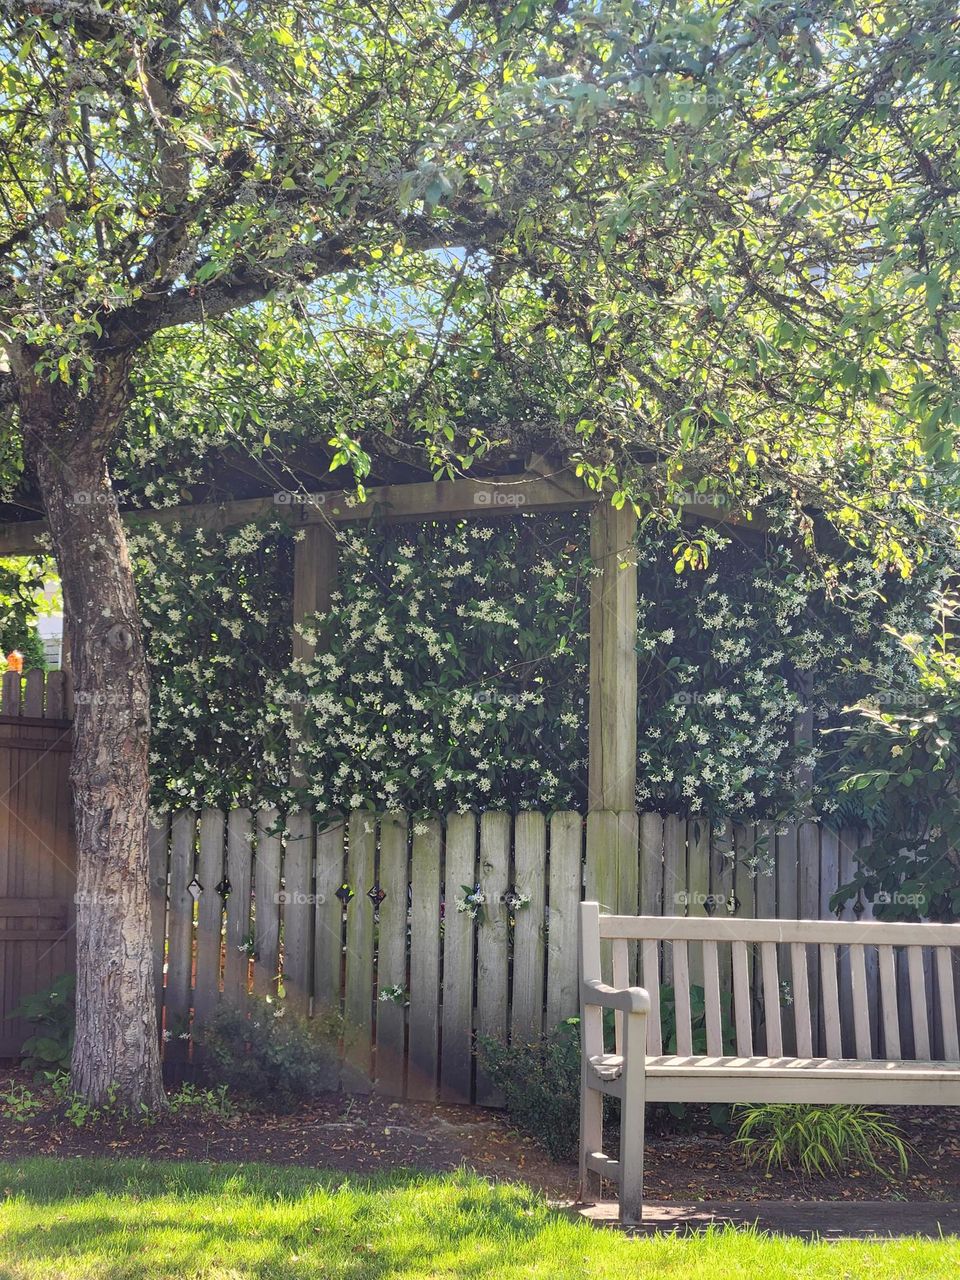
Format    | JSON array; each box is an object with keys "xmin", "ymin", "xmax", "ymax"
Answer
[
  {"xmin": 578, "ymin": 1074, "xmax": 603, "ymax": 1201},
  {"xmin": 618, "ymin": 1010, "xmax": 647, "ymax": 1226}
]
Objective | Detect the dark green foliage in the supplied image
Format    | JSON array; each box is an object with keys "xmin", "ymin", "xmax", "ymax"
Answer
[
  {"xmin": 11, "ymin": 974, "xmax": 75, "ymax": 1077},
  {"xmin": 199, "ymin": 998, "xmax": 339, "ymax": 1112},
  {"xmin": 829, "ymin": 617, "xmax": 960, "ymax": 921},
  {"xmin": 659, "ymin": 983, "xmax": 735, "ymax": 1056},
  {"xmin": 476, "ymin": 1019, "xmax": 585, "ymax": 1161},
  {"xmin": 0, "ymin": 624, "xmax": 46, "ymax": 671},
  {"xmin": 0, "ymin": 558, "xmax": 48, "ymax": 671},
  {"xmin": 658, "ymin": 983, "xmax": 733, "ymax": 1129}
]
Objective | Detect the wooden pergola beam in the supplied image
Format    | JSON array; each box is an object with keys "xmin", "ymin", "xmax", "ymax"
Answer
[
  {"xmin": 0, "ymin": 469, "xmax": 596, "ymax": 555},
  {"xmin": 0, "ymin": 469, "xmax": 764, "ymax": 555}
]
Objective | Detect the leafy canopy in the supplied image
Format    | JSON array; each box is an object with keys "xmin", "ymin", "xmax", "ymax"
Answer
[{"xmin": 0, "ymin": 1, "xmax": 959, "ymax": 576}]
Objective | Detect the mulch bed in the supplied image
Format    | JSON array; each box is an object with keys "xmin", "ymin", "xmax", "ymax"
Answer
[{"xmin": 2, "ymin": 1068, "xmax": 959, "ymax": 1204}]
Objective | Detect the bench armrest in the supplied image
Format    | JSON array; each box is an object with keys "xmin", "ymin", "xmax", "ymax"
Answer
[{"xmin": 582, "ymin": 978, "xmax": 650, "ymax": 1015}]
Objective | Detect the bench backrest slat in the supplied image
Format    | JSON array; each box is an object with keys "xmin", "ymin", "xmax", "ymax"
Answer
[
  {"xmin": 876, "ymin": 946, "xmax": 901, "ymax": 1058},
  {"xmin": 583, "ymin": 905, "xmax": 960, "ymax": 1066},
  {"xmin": 673, "ymin": 940, "xmax": 693, "ymax": 1056},
  {"xmin": 732, "ymin": 939, "xmax": 752, "ymax": 1056},
  {"xmin": 849, "ymin": 945, "xmax": 873, "ymax": 1059},
  {"xmin": 820, "ymin": 942, "xmax": 842, "ymax": 1058},
  {"xmin": 642, "ymin": 939, "xmax": 663, "ymax": 1054},
  {"xmin": 938, "ymin": 948, "xmax": 960, "ymax": 1060},
  {"xmin": 597, "ymin": 914, "xmax": 960, "ymax": 948},
  {"xmin": 760, "ymin": 942, "xmax": 783, "ymax": 1056},
  {"xmin": 612, "ymin": 937, "xmax": 629, "ymax": 1055},
  {"xmin": 908, "ymin": 946, "xmax": 931, "ymax": 1060},
  {"xmin": 791, "ymin": 941, "xmax": 813, "ymax": 1057},
  {"xmin": 703, "ymin": 940, "xmax": 723, "ymax": 1056}
]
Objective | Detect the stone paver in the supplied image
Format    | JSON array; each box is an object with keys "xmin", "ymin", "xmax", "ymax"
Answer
[{"xmin": 565, "ymin": 1200, "xmax": 960, "ymax": 1239}]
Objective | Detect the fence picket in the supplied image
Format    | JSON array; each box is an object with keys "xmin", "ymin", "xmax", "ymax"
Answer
[
  {"xmin": 798, "ymin": 821, "xmax": 821, "ymax": 1052},
  {"xmin": 165, "ymin": 811, "xmax": 196, "ymax": 1058},
  {"xmin": 118, "ymin": 804, "xmax": 957, "ymax": 1099},
  {"xmin": 687, "ymin": 816, "xmax": 710, "ymax": 988},
  {"xmin": 375, "ymin": 812, "xmax": 408, "ymax": 1096},
  {"xmin": 440, "ymin": 812, "xmax": 476, "ymax": 1101},
  {"xmin": 223, "ymin": 808, "xmax": 253, "ymax": 1006},
  {"xmin": 544, "ymin": 812, "xmax": 581, "ymax": 1029},
  {"xmin": 253, "ymin": 808, "xmax": 282, "ymax": 1000},
  {"xmin": 408, "ymin": 818, "xmax": 441, "ymax": 1100},
  {"xmin": 193, "ymin": 807, "xmax": 225, "ymax": 1027},
  {"xmin": 474, "ymin": 812, "xmax": 510, "ymax": 1105},
  {"xmin": 511, "ymin": 811, "xmax": 547, "ymax": 1044},
  {"xmin": 284, "ymin": 811, "xmax": 314, "ymax": 1015},
  {"xmin": 314, "ymin": 816, "xmax": 345, "ymax": 1015},
  {"xmin": 148, "ymin": 813, "xmax": 169, "ymax": 1020},
  {"xmin": 343, "ymin": 811, "xmax": 375, "ymax": 1087}
]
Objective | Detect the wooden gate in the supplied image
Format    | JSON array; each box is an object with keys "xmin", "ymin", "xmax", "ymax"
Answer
[{"xmin": 0, "ymin": 669, "xmax": 75, "ymax": 1057}]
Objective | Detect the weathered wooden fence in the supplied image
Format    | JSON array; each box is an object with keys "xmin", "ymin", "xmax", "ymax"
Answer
[
  {"xmin": 0, "ymin": 670, "xmax": 75, "ymax": 1056},
  {"xmin": 149, "ymin": 807, "xmax": 943, "ymax": 1101}
]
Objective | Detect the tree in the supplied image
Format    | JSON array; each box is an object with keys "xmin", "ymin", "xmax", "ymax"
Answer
[{"xmin": 0, "ymin": 0, "xmax": 959, "ymax": 1107}]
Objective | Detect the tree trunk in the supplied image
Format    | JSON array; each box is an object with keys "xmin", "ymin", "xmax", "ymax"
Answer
[{"xmin": 22, "ymin": 364, "xmax": 165, "ymax": 1110}]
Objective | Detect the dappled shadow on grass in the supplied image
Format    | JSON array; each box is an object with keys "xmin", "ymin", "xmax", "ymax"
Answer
[{"xmin": 0, "ymin": 1158, "xmax": 567, "ymax": 1280}]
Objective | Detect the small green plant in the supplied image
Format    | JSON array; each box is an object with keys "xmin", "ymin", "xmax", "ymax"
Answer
[
  {"xmin": 0, "ymin": 1082, "xmax": 43, "ymax": 1123},
  {"xmin": 167, "ymin": 1083, "xmax": 235, "ymax": 1119},
  {"xmin": 198, "ymin": 996, "xmax": 339, "ymax": 1112},
  {"xmin": 44, "ymin": 1069, "xmax": 71, "ymax": 1101},
  {"xmin": 734, "ymin": 1104, "xmax": 910, "ymax": 1178},
  {"xmin": 476, "ymin": 1018, "xmax": 585, "ymax": 1161},
  {"xmin": 58, "ymin": 1081, "xmax": 129, "ymax": 1129},
  {"xmin": 10, "ymin": 974, "xmax": 75, "ymax": 1077},
  {"xmin": 64, "ymin": 1094, "xmax": 99, "ymax": 1129}
]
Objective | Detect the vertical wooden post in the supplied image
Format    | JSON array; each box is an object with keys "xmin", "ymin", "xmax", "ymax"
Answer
[
  {"xmin": 587, "ymin": 499, "xmax": 638, "ymax": 811},
  {"xmin": 586, "ymin": 500, "xmax": 638, "ymax": 925},
  {"xmin": 292, "ymin": 524, "xmax": 338, "ymax": 667},
  {"xmin": 291, "ymin": 524, "xmax": 338, "ymax": 783}
]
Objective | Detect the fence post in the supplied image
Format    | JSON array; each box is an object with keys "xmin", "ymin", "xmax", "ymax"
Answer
[{"xmin": 587, "ymin": 499, "xmax": 637, "ymax": 812}]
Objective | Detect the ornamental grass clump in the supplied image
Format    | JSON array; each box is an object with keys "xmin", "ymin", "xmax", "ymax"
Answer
[{"xmin": 734, "ymin": 1103, "xmax": 910, "ymax": 1178}]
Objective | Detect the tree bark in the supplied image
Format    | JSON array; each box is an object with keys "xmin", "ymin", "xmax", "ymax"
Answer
[{"xmin": 21, "ymin": 361, "xmax": 165, "ymax": 1110}]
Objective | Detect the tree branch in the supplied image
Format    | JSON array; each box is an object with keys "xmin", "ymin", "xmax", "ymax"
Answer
[{"xmin": 102, "ymin": 211, "xmax": 505, "ymax": 349}]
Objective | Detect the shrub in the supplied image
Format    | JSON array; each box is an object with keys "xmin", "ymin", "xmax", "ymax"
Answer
[
  {"xmin": 476, "ymin": 1019, "xmax": 584, "ymax": 1161},
  {"xmin": 11, "ymin": 974, "xmax": 74, "ymax": 1078},
  {"xmin": 734, "ymin": 1104, "xmax": 910, "ymax": 1177},
  {"xmin": 198, "ymin": 997, "xmax": 339, "ymax": 1112}
]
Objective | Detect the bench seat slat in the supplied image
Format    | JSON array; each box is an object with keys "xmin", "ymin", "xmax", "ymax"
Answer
[
  {"xmin": 591, "ymin": 1052, "xmax": 960, "ymax": 1081},
  {"xmin": 645, "ymin": 1054, "xmax": 960, "ymax": 1074}
]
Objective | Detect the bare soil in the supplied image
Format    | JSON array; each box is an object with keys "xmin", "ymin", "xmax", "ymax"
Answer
[{"xmin": 2, "ymin": 1068, "xmax": 959, "ymax": 1204}]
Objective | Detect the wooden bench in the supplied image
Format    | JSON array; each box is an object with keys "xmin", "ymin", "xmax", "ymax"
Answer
[{"xmin": 579, "ymin": 902, "xmax": 960, "ymax": 1224}]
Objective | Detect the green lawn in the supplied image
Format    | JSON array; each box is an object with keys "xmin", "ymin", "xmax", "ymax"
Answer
[{"xmin": 0, "ymin": 1158, "xmax": 956, "ymax": 1279}]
